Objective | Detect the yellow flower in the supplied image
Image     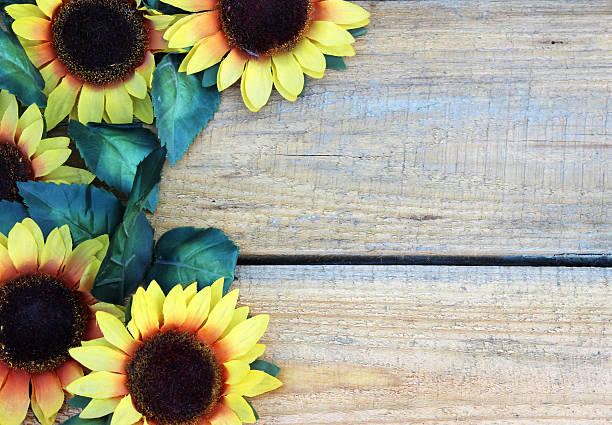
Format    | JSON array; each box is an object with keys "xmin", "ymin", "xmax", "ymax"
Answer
[
  {"xmin": 0, "ymin": 218, "xmax": 123, "ymax": 425},
  {"xmin": 68, "ymin": 279, "xmax": 282, "ymax": 425},
  {"xmin": 6, "ymin": 0, "xmax": 176, "ymax": 129},
  {"xmin": 162, "ymin": 0, "xmax": 370, "ymax": 111},
  {"xmin": 0, "ymin": 90, "xmax": 94, "ymax": 202}
]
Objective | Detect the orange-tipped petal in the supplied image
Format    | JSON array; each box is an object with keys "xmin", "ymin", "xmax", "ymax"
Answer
[
  {"xmin": 207, "ymin": 402, "xmax": 241, "ymax": 425},
  {"xmin": 25, "ymin": 41, "xmax": 55, "ymax": 67},
  {"xmin": 181, "ymin": 286, "xmax": 211, "ymax": 332},
  {"xmin": 12, "ymin": 17, "xmax": 51, "ymax": 41},
  {"xmin": 0, "ymin": 243, "xmax": 18, "ymax": 282},
  {"xmin": 0, "ymin": 370, "xmax": 30, "ymax": 425},
  {"xmin": 62, "ymin": 235, "xmax": 108, "ymax": 286},
  {"xmin": 96, "ymin": 311, "xmax": 141, "ymax": 355},
  {"xmin": 31, "ymin": 372, "xmax": 64, "ymax": 420},
  {"xmin": 213, "ymin": 315, "xmax": 269, "ymax": 363},
  {"xmin": 222, "ymin": 394, "xmax": 256, "ymax": 423},
  {"xmin": 132, "ymin": 287, "xmax": 159, "ymax": 339},
  {"xmin": 7, "ymin": 221, "xmax": 38, "ymax": 272},
  {"xmin": 69, "ymin": 346, "xmax": 129, "ymax": 374},
  {"xmin": 161, "ymin": 284, "xmax": 187, "ymax": 331},
  {"xmin": 197, "ymin": 289, "xmax": 239, "ymax": 345},
  {"xmin": 185, "ymin": 31, "xmax": 229, "ymax": 74},
  {"xmin": 166, "ymin": 11, "xmax": 220, "ymax": 48},
  {"xmin": 66, "ymin": 372, "xmax": 129, "ymax": 399},
  {"xmin": 0, "ymin": 90, "xmax": 18, "ymax": 142},
  {"xmin": 56, "ymin": 360, "xmax": 84, "ymax": 389},
  {"xmin": 313, "ymin": 0, "xmax": 370, "ymax": 28}
]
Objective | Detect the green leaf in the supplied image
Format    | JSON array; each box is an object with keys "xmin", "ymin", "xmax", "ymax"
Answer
[
  {"xmin": 349, "ymin": 27, "xmax": 367, "ymax": 37},
  {"xmin": 18, "ymin": 181, "xmax": 124, "ymax": 244},
  {"xmin": 66, "ymin": 395, "xmax": 91, "ymax": 409},
  {"xmin": 69, "ymin": 121, "xmax": 160, "ymax": 211},
  {"xmin": 146, "ymin": 227, "xmax": 239, "ymax": 294},
  {"xmin": 151, "ymin": 54, "xmax": 220, "ymax": 165},
  {"xmin": 141, "ymin": 0, "xmax": 185, "ymax": 14},
  {"xmin": 201, "ymin": 63, "xmax": 220, "ymax": 88},
  {"xmin": 92, "ymin": 147, "xmax": 166, "ymax": 304},
  {"xmin": 325, "ymin": 55, "xmax": 346, "ymax": 70},
  {"xmin": 251, "ymin": 360, "xmax": 281, "ymax": 377},
  {"xmin": 0, "ymin": 200, "xmax": 28, "ymax": 235},
  {"xmin": 59, "ymin": 415, "xmax": 109, "ymax": 425},
  {"xmin": 0, "ymin": 29, "xmax": 46, "ymax": 107}
]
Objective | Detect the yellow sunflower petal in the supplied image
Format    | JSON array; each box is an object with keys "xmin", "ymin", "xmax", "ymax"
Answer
[
  {"xmin": 30, "ymin": 389, "xmax": 55, "ymax": 425},
  {"xmin": 69, "ymin": 346, "xmax": 129, "ymax": 374},
  {"xmin": 8, "ymin": 221, "xmax": 39, "ymax": 272},
  {"xmin": 178, "ymin": 39, "xmax": 200, "ymax": 72},
  {"xmin": 127, "ymin": 320, "xmax": 140, "ymax": 340},
  {"xmin": 271, "ymin": 52, "xmax": 304, "ymax": 97},
  {"xmin": 78, "ymin": 258, "xmax": 101, "ymax": 292},
  {"xmin": 307, "ymin": 20, "xmax": 354, "ymax": 46},
  {"xmin": 110, "ymin": 395, "xmax": 142, "ymax": 425},
  {"xmin": 197, "ymin": 289, "xmax": 239, "ymax": 345},
  {"xmin": 132, "ymin": 286, "xmax": 159, "ymax": 339},
  {"xmin": 213, "ymin": 314, "xmax": 269, "ymax": 362},
  {"xmin": 220, "ymin": 306, "xmax": 249, "ymax": 339},
  {"xmin": 105, "ymin": 85, "xmax": 133, "ymax": 124},
  {"xmin": 12, "ymin": 17, "xmax": 51, "ymax": 41},
  {"xmin": 78, "ymin": 85, "xmax": 105, "ymax": 124},
  {"xmin": 0, "ymin": 243, "xmax": 18, "ymax": 282},
  {"xmin": 315, "ymin": 0, "xmax": 370, "ymax": 28},
  {"xmin": 66, "ymin": 372, "xmax": 128, "ymax": 399},
  {"xmin": 34, "ymin": 136, "xmax": 70, "ymax": 154},
  {"xmin": 63, "ymin": 235, "xmax": 107, "ymax": 284},
  {"xmin": 146, "ymin": 281, "xmax": 165, "ymax": 322},
  {"xmin": 210, "ymin": 277, "xmax": 224, "ymax": 308},
  {"xmin": 234, "ymin": 344, "xmax": 265, "ymax": 364},
  {"xmin": 227, "ymin": 370, "xmax": 282, "ymax": 397},
  {"xmin": 0, "ymin": 90, "xmax": 18, "ymax": 142},
  {"xmin": 40, "ymin": 60, "xmax": 66, "ymax": 95},
  {"xmin": 17, "ymin": 118, "xmax": 43, "ymax": 158},
  {"xmin": 217, "ymin": 49, "xmax": 247, "ymax": 91},
  {"xmin": 16, "ymin": 103, "xmax": 43, "ymax": 135},
  {"xmin": 242, "ymin": 57, "xmax": 273, "ymax": 112},
  {"xmin": 185, "ymin": 31, "xmax": 229, "ymax": 74},
  {"xmin": 339, "ymin": 17, "xmax": 369, "ymax": 29},
  {"xmin": 96, "ymin": 311, "xmax": 140, "ymax": 355},
  {"xmin": 181, "ymin": 285, "xmax": 211, "ymax": 331},
  {"xmin": 124, "ymin": 73, "xmax": 147, "ymax": 99},
  {"xmin": 5, "ymin": 4, "xmax": 46, "ymax": 20},
  {"xmin": 39, "ymin": 225, "xmax": 69, "ymax": 275},
  {"xmin": 42, "ymin": 165, "xmax": 95, "ymax": 184},
  {"xmin": 166, "ymin": 11, "xmax": 220, "ymax": 48},
  {"xmin": 31, "ymin": 372, "xmax": 64, "ymax": 420},
  {"xmin": 162, "ymin": 284, "xmax": 187, "ymax": 330},
  {"xmin": 312, "ymin": 40, "xmax": 355, "ymax": 57},
  {"xmin": 20, "ymin": 218, "xmax": 44, "ymax": 266},
  {"xmin": 45, "ymin": 77, "xmax": 81, "ymax": 129},
  {"xmin": 183, "ymin": 281, "xmax": 198, "ymax": 304},
  {"xmin": 133, "ymin": 94, "xmax": 154, "ymax": 124},
  {"xmin": 223, "ymin": 394, "xmax": 256, "ymax": 423},
  {"xmin": 160, "ymin": 0, "xmax": 216, "ymax": 12},
  {"xmin": 80, "ymin": 397, "xmax": 122, "ymax": 419},
  {"xmin": 223, "ymin": 360, "xmax": 249, "ymax": 385},
  {"xmin": 31, "ymin": 148, "xmax": 70, "ymax": 177},
  {"xmin": 36, "ymin": 0, "xmax": 61, "ymax": 18}
]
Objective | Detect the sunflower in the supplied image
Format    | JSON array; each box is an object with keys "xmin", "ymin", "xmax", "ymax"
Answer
[
  {"xmin": 6, "ymin": 0, "xmax": 176, "ymax": 130},
  {"xmin": 0, "ymin": 218, "xmax": 124, "ymax": 425},
  {"xmin": 161, "ymin": 0, "xmax": 370, "ymax": 111},
  {"xmin": 68, "ymin": 278, "xmax": 282, "ymax": 425},
  {"xmin": 0, "ymin": 90, "xmax": 94, "ymax": 202}
]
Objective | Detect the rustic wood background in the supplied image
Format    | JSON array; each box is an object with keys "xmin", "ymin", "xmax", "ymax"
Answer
[{"xmin": 26, "ymin": 0, "xmax": 611, "ymax": 424}]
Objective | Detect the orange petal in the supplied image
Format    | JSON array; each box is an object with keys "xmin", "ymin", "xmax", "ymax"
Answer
[
  {"xmin": 166, "ymin": 11, "xmax": 220, "ymax": 49},
  {"xmin": 12, "ymin": 17, "xmax": 51, "ymax": 41},
  {"xmin": 0, "ymin": 370, "xmax": 30, "ymax": 425},
  {"xmin": 25, "ymin": 42, "xmax": 55, "ymax": 67},
  {"xmin": 31, "ymin": 372, "xmax": 64, "ymax": 419},
  {"xmin": 55, "ymin": 360, "xmax": 84, "ymax": 389},
  {"xmin": 207, "ymin": 402, "xmax": 241, "ymax": 425},
  {"xmin": 185, "ymin": 31, "xmax": 229, "ymax": 74},
  {"xmin": 0, "ymin": 243, "xmax": 18, "ymax": 282}
]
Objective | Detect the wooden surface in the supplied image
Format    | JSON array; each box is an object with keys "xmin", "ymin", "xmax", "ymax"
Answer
[
  {"xmin": 150, "ymin": 0, "xmax": 612, "ymax": 257},
  {"xmin": 32, "ymin": 265, "xmax": 612, "ymax": 424}
]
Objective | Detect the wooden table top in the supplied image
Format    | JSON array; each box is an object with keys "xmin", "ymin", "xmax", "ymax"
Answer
[{"xmin": 26, "ymin": 1, "xmax": 611, "ymax": 424}]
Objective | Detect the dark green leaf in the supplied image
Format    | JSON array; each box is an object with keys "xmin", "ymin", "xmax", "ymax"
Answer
[
  {"xmin": 68, "ymin": 121, "xmax": 160, "ymax": 211},
  {"xmin": 141, "ymin": 0, "xmax": 185, "ymax": 14},
  {"xmin": 0, "ymin": 200, "xmax": 28, "ymax": 235},
  {"xmin": 251, "ymin": 360, "xmax": 281, "ymax": 377},
  {"xmin": 151, "ymin": 54, "xmax": 220, "ymax": 165},
  {"xmin": 325, "ymin": 55, "xmax": 346, "ymax": 70},
  {"xmin": 92, "ymin": 147, "xmax": 166, "ymax": 303},
  {"xmin": 201, "ymin": 63, "xmax": 220, "ymax": 88},
  {"xmin": 66, "ymin": 395, "xmax": 91, "ymax": 409},
  {"xmin": 0, "ymin": 29, "xmax": 46, "ymax": 106},
  {"xmin": 146, "ymin": 227, "xmax": 239, "ymax": 294},
  {"xmin": 18, "ymin": 181, "xmax": 124, "ymax": 244},
  {"xmin": 60, "ymin": 415, "xmax": 109, "ymax": 425},
  {"xmin": 349, "ymin": 27, "xmax": 367, "ymax": 37}
]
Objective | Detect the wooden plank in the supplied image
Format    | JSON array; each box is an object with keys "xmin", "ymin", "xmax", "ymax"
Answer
[
  {"xmin": 36, "ymin": 265, "xmax": 612, "ymax": 424},
  {"xmin": 150, "ymin": 0, "xmax": 612, "ymax": 256}
]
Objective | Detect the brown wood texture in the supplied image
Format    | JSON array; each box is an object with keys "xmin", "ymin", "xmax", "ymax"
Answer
[
  {"xmin": 150, "ymin": 0, "xmax": 612, "ymax": 257},
  {"xmin": 31, "ymin": 265, "xmax": 611, "ymax": 424}
]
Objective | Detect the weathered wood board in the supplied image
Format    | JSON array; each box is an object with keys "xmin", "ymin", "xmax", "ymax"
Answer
[
  {"xmin": 37, "ymin": 265, "xmax": 612, "ymax": 425},
  {"xmin": 150, "ymin": 0, "xmax": 612, "ymax": 257}
]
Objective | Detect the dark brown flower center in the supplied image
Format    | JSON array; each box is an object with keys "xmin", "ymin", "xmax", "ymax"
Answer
[
  {"xmin": 51, "ymin": 0, "xmax": 149, "ymax": 85},
  {"xmin": 126, "ymin": 331, "xmax": 223, "ymax": 425},
  {"xmin": 220, "ymin": 0, "xmax": 312, "ymax": 56},
  {"xmin": 0, "ymin": 273, "xmax": 89, "ymax": 373},
  {"xmin": 0, "ymin": 143, "xmax": 33, "ymax": 202}
]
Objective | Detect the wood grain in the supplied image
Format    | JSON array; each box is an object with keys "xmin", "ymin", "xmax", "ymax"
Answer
[
  {"xmin": 31, "ymin": 265, "xmax": 612, "ymax": 425},
  {"xmin": 150, "ymin": 0, "xmax": 612, "ymax": 257}
]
